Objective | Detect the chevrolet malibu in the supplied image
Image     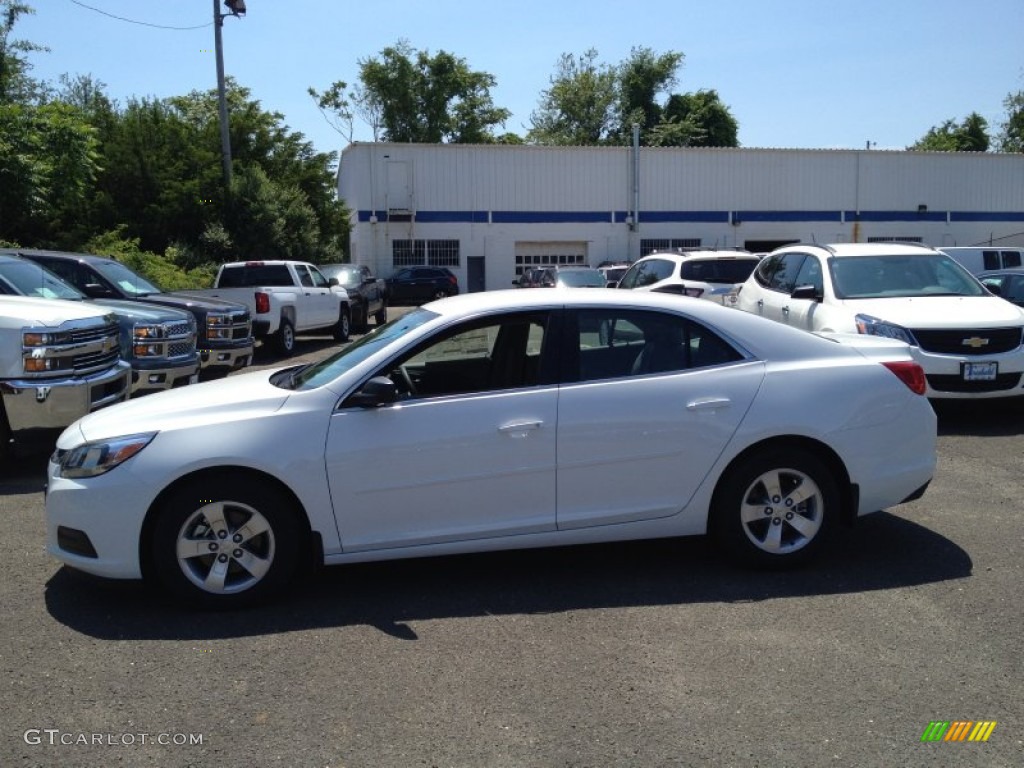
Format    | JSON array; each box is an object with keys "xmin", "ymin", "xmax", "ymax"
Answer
[{"xmin": 46, "ymin": 290, "xmax": 937, "ymax": 608}]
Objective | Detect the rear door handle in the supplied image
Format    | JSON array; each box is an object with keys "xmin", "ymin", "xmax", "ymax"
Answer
[{"xmin": 686, "ymin": 397, "xmax": 731, "ymax": 412}]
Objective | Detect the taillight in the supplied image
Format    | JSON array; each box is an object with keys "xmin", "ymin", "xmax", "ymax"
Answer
[
  {"xmin": 255, "ymin": 292, "xmax": 270, "ymax": 314},
  {"xmin": 882, "ymin": 361, "xmax": 927, "ymax": 395},
  {"xmin": 448, "ymin": 275, "xmax": 457, "ymax": 285}
]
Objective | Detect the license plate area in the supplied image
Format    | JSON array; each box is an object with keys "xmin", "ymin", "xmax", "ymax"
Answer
[{"xmin": 962, "ymin": 361, "xmax": 998, "ymax": 381}]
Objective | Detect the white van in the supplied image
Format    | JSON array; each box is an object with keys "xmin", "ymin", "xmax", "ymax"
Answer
[{"xmin": 939, "ymin": 247, "xmax": 1024, "ymax": 275}]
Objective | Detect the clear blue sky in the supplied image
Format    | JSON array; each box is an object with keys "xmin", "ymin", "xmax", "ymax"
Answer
[{"xmin": 18, "ymin": 0, "xmax": 1024, "ymax": 158}]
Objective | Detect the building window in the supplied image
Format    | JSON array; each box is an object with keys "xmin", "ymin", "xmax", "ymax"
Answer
[
  {"xmin": 641, "ymin": 238, "xmax": 701, "ymax": 256},
  {"xmin": 392, "ymin": 239, "xmax": 461, "ymax": 268}
]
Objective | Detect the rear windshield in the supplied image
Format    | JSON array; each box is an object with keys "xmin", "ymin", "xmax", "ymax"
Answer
[
  {"xmin": 679, "ymin": 258, "xmax": 759, "ymax": 284},
  {"xmin": 218, "ymin": 264, "xmax": 293, "ymax": 287}
]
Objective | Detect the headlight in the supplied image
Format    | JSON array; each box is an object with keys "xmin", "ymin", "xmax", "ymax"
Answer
[
  {"xmin": 133, "ymin": 343, "xmax": 163, "ymax": 357},
  {"xmin": 854, "ymin": 314, "xmax": 918, "ymax": 346},
  {"xmin": 23, "ymin": 332, "xmax": 52, "ymax": 347},
  {"xmin": 134, "ymin": 324, "xmax": 164, "ymax": 339},
  {"xmin": 56, "ymin": 433, "xmax": 157, "ymax": 479}
]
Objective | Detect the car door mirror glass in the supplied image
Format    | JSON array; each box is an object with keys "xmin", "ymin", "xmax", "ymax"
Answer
[
  {"xmin": 790, "ymin": 284, "xmax": 822, "ymax": 301},
  {"xmin": 345, "ymin": 376, "xmax": 399, "ymax": 408}
]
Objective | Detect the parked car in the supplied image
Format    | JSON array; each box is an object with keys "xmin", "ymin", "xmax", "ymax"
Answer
[
  {"xmin": 617, "ymin": 250, "xmax": 761, "ymax": 304},
  {"xmin": 45, "ymin": 289, "xmax": 936, "ymax": 609},
  {"xmin": 14, "ymin": 249, "xmax": 253, "ymax": 379},
  {"xmin": 977, "ymin": 268, "xmax": 1024, "ymax": 308},
  {"xmin": 0, "ymin": 253, "xmax": 199, "ymax": 396},
  {"xmin": 537, "ymin": 266, "xmax": 607, "ymax": 288},
  {"xmin": 386, "ymin": 266, "xmax": 459, "ymax": 304},
  {"xmin": 181, "ymin": 260, "xmax": 353, "ymax": 355},
  {"xmin": 1, "ymin": 295, "xmax": 128, "ymax": 459},
  {"xmin": 319, "ymin": 263, "xmax": 387, "ymax": 331},
  {"xmin": 939, "ymin": 247, "xmax": 1024, "ymax": 276},
  {"xmin": 733, "ymin": 242, "xmax": 1024, "ymax": 398},
  {"xmin": 514, "ymin": 266, "xmax": 546, "ymax": 288},
  {"xmin": 597, "ymin": 262, "xmax": 631, "ymax": 287}
]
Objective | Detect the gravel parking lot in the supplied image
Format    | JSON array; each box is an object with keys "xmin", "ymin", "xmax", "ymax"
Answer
[{"xmin": 1, "ymin": 319, "xmax": 1022, "ymax": 768}]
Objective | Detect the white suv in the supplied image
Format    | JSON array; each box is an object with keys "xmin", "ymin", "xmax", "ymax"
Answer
[
  {"xmin": 734, "ymin": 242, "xmax": 1024, "ymax": 398},
  {"xmin": 616, "ymin": 250, "xmax": 761, "ymax": 304}
]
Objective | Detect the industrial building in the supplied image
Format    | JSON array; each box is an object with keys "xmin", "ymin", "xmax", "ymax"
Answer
[{"xmin": 337, "ymin": 143, "xmax": 1024, "ymax": 292}]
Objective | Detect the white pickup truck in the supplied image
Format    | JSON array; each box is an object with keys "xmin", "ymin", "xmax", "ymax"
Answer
[
  {"xmin": 1, "ymin": 295, "xmax": 130, "ymax": 458},
  {"xmin": 181, "ymin": 261, "xmax": 352, "ymax": 356}
]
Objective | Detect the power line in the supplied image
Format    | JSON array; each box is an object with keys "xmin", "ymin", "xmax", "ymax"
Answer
[{"xmin": 67, "ymin": 0, "xmax": 211, "ymax": 31}]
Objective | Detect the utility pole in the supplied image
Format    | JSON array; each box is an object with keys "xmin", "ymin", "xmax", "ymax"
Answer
[{"xmin": 214, "ymin": 0, "xmax": 246, "ymax": 191}]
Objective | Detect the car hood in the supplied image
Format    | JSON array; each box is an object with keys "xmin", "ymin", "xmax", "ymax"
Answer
[
  {"xmin": 837, "ymin": 295, "xmax": 1024, "ymax": 328},
  {"xmin": 0, "ymin": 295, "xmax": 114, "ymax": 326},
  {"xmin": 142, "ymin": 292, "xmax": 249, "ymax": 313},
  {"xmin": 91, "ymin": 298, "xmax": 193, "ymax": 323},
  {"xmin": 64, "ymin": 369, "xmax": 289, "ymax": 445}
]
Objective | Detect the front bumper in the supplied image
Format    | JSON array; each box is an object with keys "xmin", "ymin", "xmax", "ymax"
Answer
[
  {"xmin": 0, "ymin": 362, "xmax": 130, "ymax": 434},
  {"xmin": 130, "ymin": 357, "xmax": 200, "ymax": 396},
  {"xmin": 198, "ymin": 340, "xmax": 254, "ymax": 376},
  {"xmin": 912, "ymin": 347, "xmax": 1024, "ymax": 399}
]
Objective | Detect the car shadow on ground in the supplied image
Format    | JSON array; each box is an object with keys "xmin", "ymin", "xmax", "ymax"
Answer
[
  {"xmin": 44, "ymin": 510, "xmax": 970, "ymax": 641},
  {"xmin": 932, "ymin": 398, "xmax": 1024, "ymax": 437}
]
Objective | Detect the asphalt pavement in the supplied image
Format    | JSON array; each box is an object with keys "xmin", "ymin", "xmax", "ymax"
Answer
[{"xmin": 1, "ymin": 320, "xmax": 1022, "ymax": 768}]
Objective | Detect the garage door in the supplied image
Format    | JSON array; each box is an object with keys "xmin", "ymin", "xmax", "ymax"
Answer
[{"xmin": 514, "ymin": 241, "xmax": 589, "ymax": 277}]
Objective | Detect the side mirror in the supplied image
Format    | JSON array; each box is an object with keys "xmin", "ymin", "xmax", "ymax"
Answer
[
  {"xmin": 790, "ymin": 284, "xmax": 822, "ymax": 302},
  {"xmin": 982, "ymin": 281, "xmax": 1001, "ymax": 296},
  {"xmin": 345, "ymin": 376, "xmax": 399, "ymax": 408},
  {"xmin": 83, "ymin": 282, "xmax": 115, "ymax": 298},
  {"xmin": 328, "ymin": 277, "xmax": 339, "ymax": 287}
]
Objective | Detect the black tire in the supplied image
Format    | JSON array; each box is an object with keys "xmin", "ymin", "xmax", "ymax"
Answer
[
  {"xmin": 374, "ymin": 303, "xmax": 388, "ymax": 326},
  {"xmin": 710, "ymin": 448, "xmax": 838, "ymax": 568},
  {"xmin": 353, "ymin": 304, "xmax": 370, "ymax": 334},
  {"xmin": 0, "ymin": 403, "xmax": 11, "ymax": 462},
  {"xmin": 332, "ymin": 306, "xmax": 351, "ymax": 342},
  {"xmin": 431, "ymin": 288, "xmax": 448, "ymax": 301},
  {"xmin": 274, "ymin": 317, "xmax": 296, "ymax": 356},
  {"xmin": 151, "ymin": 476, "xmax": 303, "ymax": 609}
]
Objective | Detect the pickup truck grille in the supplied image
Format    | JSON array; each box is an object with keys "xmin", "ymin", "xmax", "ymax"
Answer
[
  {"xmin": 22, "ymin": 319, "xmax": 122, "ymax": 377},
  {"xmin": 168, "ymin": 341, "xmax": 195, "ymax": 357},
  {"xmin": 910, "ymin": 327, "xmax": 1024, "ymax": 355},
  {"xmin": 207, "ymin": 310, "xmax": 252, "ymax": 342},
  {"xmin": 74, "ymin": 348, "xmax": 120, "ymax": 373}
]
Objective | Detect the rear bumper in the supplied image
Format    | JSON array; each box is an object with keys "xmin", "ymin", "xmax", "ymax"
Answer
[{"xmin": 1, "ymin": 363, "xmax": 130, "ymax": 434}]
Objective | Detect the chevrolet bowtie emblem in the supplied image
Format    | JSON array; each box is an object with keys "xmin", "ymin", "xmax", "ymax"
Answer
[{"xmin": 962, "ymin": 337, "xmax": 989, "ymax": 348}]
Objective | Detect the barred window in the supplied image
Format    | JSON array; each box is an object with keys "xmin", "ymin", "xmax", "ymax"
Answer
[
  {"xmin": 392, "ymin": 239, "xmax": 460, "ymax": 267},
  {"xmin": 641, "ymin": 238, "xmax": 701, "ymax": 256}
]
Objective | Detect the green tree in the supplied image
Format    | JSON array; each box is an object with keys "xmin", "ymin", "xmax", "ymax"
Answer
[
  {"xmin": 657, "ymin": 89, "xmax": 738, "ymax": 147},
  {"xmin": 910, "ymin": 112, "xmax": 990, "ymax": 151},
  {"xmin": 614, "ymin": 47, "xmax": 684, "ymax": 139},
  {"xmin": 352, "ymin": 39, "xmax": 510, "ymax": 143},
  {"xmin": 528, "ymin": 49, "xmax": 618, "ymax": 145},
  {"xmin": 0, "ymin": 0, "xmax": 46, "ymax": 104},
  {"xmin": 997, "ymin": 90, "xmax": 1024, "ymax": 152}
]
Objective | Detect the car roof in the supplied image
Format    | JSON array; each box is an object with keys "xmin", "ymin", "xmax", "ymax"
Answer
[
  {"xmin": 978, "ymin": 267, "xmax": 1024, "ymax": 276},
  {"xmin": 8, "ymin": 248, "xmax": 116, "ymax": 265},
  {"xmin": 641, "ymin": 250, "xmax": 758, "ymax": 263},
  {"xmin": 781, "ymin": 243, "xmax": 942, "ymax": 258}
]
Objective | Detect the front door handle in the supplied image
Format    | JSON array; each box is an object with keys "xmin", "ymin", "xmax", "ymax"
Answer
[{"xmin": 686, "ymin": 397, "xmax": 731, "ymax": 412}]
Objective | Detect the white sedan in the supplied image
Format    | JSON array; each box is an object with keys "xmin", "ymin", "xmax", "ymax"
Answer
[{"xmin": 46, "ymin": 290, "xmax": 937, "ymax": 608}]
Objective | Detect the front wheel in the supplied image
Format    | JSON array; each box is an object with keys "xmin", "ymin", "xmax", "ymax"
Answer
[
  {"xmin": 431, "ymin": 289, "xmax": 448, "ymax": 301},
  {"xmin": 710, "ymin": 448, "xmax": 838, "ymax": 568},
  {"xmin": 151, "ymin": 477, "xmax": 303, "ymax": 609},
  {"xmin": 333, "ymin": 307, "xmax": 351, "ymax": 341}
]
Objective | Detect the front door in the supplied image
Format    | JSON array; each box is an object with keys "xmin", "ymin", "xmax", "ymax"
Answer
[{"xmin": 325, "ymin": 310, "xmax": 558, "ymax": 551}]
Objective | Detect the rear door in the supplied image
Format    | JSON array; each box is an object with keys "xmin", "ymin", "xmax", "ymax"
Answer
[{"xmin": 554, "ymin": 307, "xmax": 762, "ymax": 529}]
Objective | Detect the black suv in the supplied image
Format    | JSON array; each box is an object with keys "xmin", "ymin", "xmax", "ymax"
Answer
[{"xmin": 386, "ymin": 267, "xmax": 460, "ymax": 304}]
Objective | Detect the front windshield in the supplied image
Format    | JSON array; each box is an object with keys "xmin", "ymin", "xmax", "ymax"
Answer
[
  {"xmin": 285, "ymin": 308, "xmax": 438, "ymax": 390},
  {"xmin": 329, "ymin": 267, "xmax": 361, "ymax": 287},
  {"xmin": 95, "ymin": 260, "xmax": 161, "ymax": 295},
  {"xmin": 829, "ymin": 254, "xmax": 986, "ymax": 299},
  {"xmin": 0, "ymin": 262, "xmax": 84, "ymax": 300}
]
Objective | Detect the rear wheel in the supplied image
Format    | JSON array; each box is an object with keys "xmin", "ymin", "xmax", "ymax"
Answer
[
  {"xmin": 151, "ymin": 477, "xmax": 303, "ymax": 609},
  {"xmin": 431, "ymin": 288, "xmax": 448, "ymax": 301},
  {"xmin": 710, "ymin": 448, "xmax": 838, "ymax": 568},
  {"xmin": 274, "ymin": 317, "xmax": 296, "ymax": 355}
]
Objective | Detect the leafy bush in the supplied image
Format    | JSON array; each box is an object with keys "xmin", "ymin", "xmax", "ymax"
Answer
[{"xmin": 83, "ymin": 228, "xmax": 216, "ymax": 290}]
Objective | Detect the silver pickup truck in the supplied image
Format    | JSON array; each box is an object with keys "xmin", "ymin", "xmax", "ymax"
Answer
[{"xmin": 1, "ymin": 295, "xmax": 129, "ymax": 458}]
